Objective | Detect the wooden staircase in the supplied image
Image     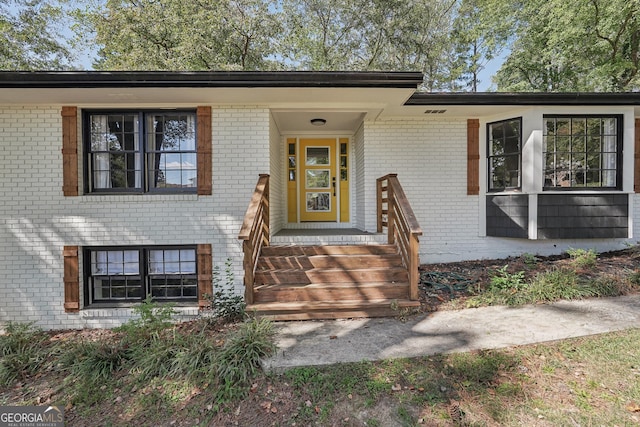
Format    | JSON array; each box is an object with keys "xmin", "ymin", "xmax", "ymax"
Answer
[
  {"xmin": 246, "ymin": 244, "xmax": 420, "ymax": 320},
  {"xmin": 238, "ymin": 174, "xmax": 422, "ymax": 321}
]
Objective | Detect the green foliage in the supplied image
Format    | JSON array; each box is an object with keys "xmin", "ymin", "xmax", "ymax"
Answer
[
  {"xmin": 521, "ymin": 253, "xmax": 539, "ymax": 268},
  {"xmin": 0, "ymin": 0, "xmax": 73, "ymax": 70},
  {"xmin": 566, "ymin": 248, "xmax": 598, "ymax": 269},
  {"xmin": 489, "ymin": 265, "xmax": 527, "ymax": 292},
  {"xmin": 215, "ymin": 318, "xmax": 275, "ymax": 389},
  {"xmin": 494, "ymin": 0, "xmax": 640, "ymax": 91},
  {"xmin": 208, "ymin": 259, "xmax": 245, "ymax": 323},
  {"xmin": 0, "ymin": 322, "xmax": 48, "ymax": 385},
  {"xmin": 116, "ymin": 296, "xmax": 176, "ymax": 342},
  {"xmin": 66, "ymin": 339, "xmax": 130, "ymax": 382}
]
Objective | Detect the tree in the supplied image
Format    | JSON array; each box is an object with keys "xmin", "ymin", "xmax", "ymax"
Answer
[
  {"xmin": 449, "ymin": 0, "xmax": 513, "ymax": 91},
  {"xmin": 280, "ymin": 0, "xmax": 457, "ymax": 90},
  {"xmin": 0, "ymin": 0, "xmax": 73, "ymax": 70},
  {"xmin": 81, "ymin": 0, "xmax": 282, "ymax": 70},
  {"xmin": 494, "ymin": 0, "xmax": 640, "ymax": 92}
]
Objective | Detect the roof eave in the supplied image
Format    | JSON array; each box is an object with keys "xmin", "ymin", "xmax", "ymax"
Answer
[
  {"xmin": 407, "ymin": 92, "xmax": 640, "ymax": 106},
  {"xmin": 0, "ymin": 71, "xmax": 424, "ymax": 89}
]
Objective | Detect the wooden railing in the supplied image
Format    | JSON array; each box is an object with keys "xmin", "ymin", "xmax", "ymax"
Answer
[
  {"xmin": 238, "ymin": 174, "xmax": 270, "ymax": 305},
  {"xmin": 377, "ymin": 174, "xmax": 423, "ymax": 300}
]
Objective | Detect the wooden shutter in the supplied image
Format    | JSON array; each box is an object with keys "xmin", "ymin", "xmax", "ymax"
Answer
[
  {"xmin": 467, "ymin": 119, "xmax": 480, "ymax": 195},
  {"xmin": 63, "ymin": 246, "xmax": 80, "ymax": 313},
  {"xmin": 197, "ymin": 244, "xmax": 213, "ymax": 309},
  {"xmin": 197, "ymin": 106, "xmax": 212, "ymax": 196},
  {"xmin": 635, "ymin": 118, "xmax": 640, "ymax": 193},
  {"xmin": 61, "ymin": 106, "xmax": 78, "ymax": 196}
]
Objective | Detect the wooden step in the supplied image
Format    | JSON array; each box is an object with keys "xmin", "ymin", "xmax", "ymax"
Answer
[
  {"xmin": 246, "ymin": 299, "xmax": 421, "ymax": 321},
  {"xmin": 261, "ymin": 244, "xmax": 398, "ymax": 257},
  {"xmin": 257, "ymin": 254, "xmax": 403, "ymax": 270},
  {"xmin": 254, "ymin": 267, "xmax": 408, "ymax": 285},
  {"xmin": 254, "ymin": 281, "xmax": 410, "ymax": 303}
]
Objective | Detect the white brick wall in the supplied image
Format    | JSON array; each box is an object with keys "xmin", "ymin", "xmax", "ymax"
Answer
[
  {"xmin": 363, "ymin": 117, "xmax": 635, "ymax": 263},
  {"xmin": 354, "ymin": 123, "xmax": 366, "ymax": 230},
  {"xmin": 269, "ymin": 113, "xmax": 283, "ymax": 235},
  {"xmin": 1, "ymin": 106, "xmax": 637, "ymax": 329},
  {"xmin": 0, "ymin": 106, "xmax": 270, "ymax": 329}
]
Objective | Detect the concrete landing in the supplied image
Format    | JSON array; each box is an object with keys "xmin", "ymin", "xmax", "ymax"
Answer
[{"xmin": 262, "ymin": 295, "xmax": 640, "ymax": 372}]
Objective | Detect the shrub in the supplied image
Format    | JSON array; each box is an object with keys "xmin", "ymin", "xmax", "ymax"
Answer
[
  {"xmin": 0, "ymin": 322, "xmax": 49, "ymax": 385},
  {"xmin": 67, "ymin": 339, "xmax": 130, "ymax": 381},
  {"xmin": 566, "ymin": 248, "xmax": 597, "ymax": 269},
  {"xmin": 208, "ymin": 258, "xmax": 245, "ymax": 323},
  {"xmin": 116, "ymin": 296, "xmax": 176, "ymax": 342},
  {"xmin": 214, "ymin": 318, "xmax": 275, "ymax": 403}
]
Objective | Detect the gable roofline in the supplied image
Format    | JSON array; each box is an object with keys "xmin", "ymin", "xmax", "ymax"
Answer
[
  {"xmin": 407, "ymin": 91, "xmax": 640, "ymax": 105},
  {"xmin": 0, "ymin": 71, "xmax": 424, "ymax": 89}
]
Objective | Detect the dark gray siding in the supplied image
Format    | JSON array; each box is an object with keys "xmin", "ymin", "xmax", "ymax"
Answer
[
  {"xmin": 486, "ymin": 195, "xmax": 529, "ymax": 238},
  {"xmin": 537, "ymin": 194, "xmax": 628, "ymax": 239}
]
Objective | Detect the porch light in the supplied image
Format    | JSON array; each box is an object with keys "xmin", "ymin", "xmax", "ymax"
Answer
[{"xmin": 310, "ymin": 118, "xmax": 327, "ymax": 126}]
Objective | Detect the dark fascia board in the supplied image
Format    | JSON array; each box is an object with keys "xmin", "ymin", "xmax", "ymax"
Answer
[
  {"xmin": 0, "ymin": 71, "xmax": 424, "ymax": 89},
  {"xmin": 407, "ymin": 92, "xmax": 640, "ymax": 105}
]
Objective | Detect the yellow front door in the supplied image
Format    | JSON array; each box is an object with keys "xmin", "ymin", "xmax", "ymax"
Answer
[{"xmin": 299, "ymin": 138, "xmax": 337, "ymax": 221}]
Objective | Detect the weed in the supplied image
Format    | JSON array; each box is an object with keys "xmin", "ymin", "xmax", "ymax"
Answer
[
  {"xmin": 489, "ymin": 265, "xmax": 527, "ymax": 292},
  {"xmin": 0, "ymin": 322, "xmax": 49, "ymax": 385},
  {"xmin": 117, "ymin": 296, "xmax": 176, "ymax": 342},
  {"xmin": 521, "ymin": 253, "xmax": 539, "ymax": 267},
  {"xmin": 628, "ymin": 270, "xmax": 640, "ymax": 286},
  {"xmin": 206, "ymin": 258, "xmax": 245, "ymax": 323},
  {"xmin": 566, "ymin": 247, "xmax": 597, "ymax": 269}
]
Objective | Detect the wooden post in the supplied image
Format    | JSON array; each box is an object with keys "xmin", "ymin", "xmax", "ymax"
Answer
[
  {"xmin": 387, "ymin": 174, "xmax": 398, "ymax": 245},
  {"xmin": 377, "ymin": 177, "xmax": 383, "ymax": 232},
  {"xmin": 243, "ymin": 241, "xmax": 254, "ymax": 304},
  {"xmin": 409, "ymin": 235, "xmax": 420, "ymax": 300}
]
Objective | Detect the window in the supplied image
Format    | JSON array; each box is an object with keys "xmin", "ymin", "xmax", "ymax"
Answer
[
  {"xmin": 487, "ymin": 118, "xmax": 522, "ymax": 191},
  {"xmin": 85, "ymin": 111, "xmax": 197, "ymax": 193},
  {"xmin": 84, "ymin": 246, "xmax": 197, "ymax": 304},
  {"xmin": 543, "ymin": 115, "xmax": 622, "ymax": 189}
]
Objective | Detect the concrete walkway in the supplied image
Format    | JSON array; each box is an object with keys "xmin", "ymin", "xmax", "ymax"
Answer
[{"xmin": 262, "ymin": 295, "xmax": 640, "ymax": 372}]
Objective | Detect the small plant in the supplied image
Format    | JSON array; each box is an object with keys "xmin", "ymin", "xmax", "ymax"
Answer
[
  {"xmin": 0, "ymin": 322, "xmax": 49, "ymax": 385},
  {"xmin": 566, "ymin": 248, "xmax": 597, "ymax": 269},
  {"xmin": 214, "ymin": 318, "xmax": 275, "ymax": 402},
  {"xmin": 521, "ymin": 253, "xmax": 538, "ymax": 268},
  {"xmin": 208, "ymin": 258, "xmax": 245, "ymax": 322},
  {"xmin": 116, "ymin": 296, "xmax": 176, "ymax": 342},
  {"xmin": 489, "ymin": 265, "xmax": 527, "ymax": 292},
  {"xmin": 68, "ymin": 339, "xmax": 130, "ymax": 381}
]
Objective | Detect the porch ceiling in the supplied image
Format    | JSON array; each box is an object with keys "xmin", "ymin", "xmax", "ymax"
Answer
[{"xmin": 271, "ymin": 110, "xmax": 367, "ymax": 133}]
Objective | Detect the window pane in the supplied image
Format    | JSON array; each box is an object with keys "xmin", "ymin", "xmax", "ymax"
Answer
[
  {"xmin": 306, "ymin": 170, "xmax": 330, "ymax": 188},
  {"xmin": 543, "ymin": 116, "xmax": 619, "ymax": 189},
  {"xmin": 306, "ymin": 147, "xmax": 330, "ymax": 165},
  {"xmin": 488, "ymin": 118, "xmax": 521, "ymax": 190}
]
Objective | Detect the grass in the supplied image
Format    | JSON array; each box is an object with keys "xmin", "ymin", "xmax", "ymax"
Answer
[
  {"xmin": 277, "ymin": 329, "xmax": 640, "ymax": 426},
  {"xmin": 466, "ymin": 248, "xmax": 638, "ymax": 308},
  {"xmin": 1, "ymin": 324, "xmax": 638, "ymax": 426}
]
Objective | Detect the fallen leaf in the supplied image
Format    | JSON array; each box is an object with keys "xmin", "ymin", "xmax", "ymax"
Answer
[
  {"xmin": 626, "ymin": 403, "xmax": 640, "ymax": 412},
  {"xmin": 391, "ymin": 384, "xmax": 402, "ymax": 391},
  {"xmin": 250, "ymin": 383, "xmax": 259, "ymax": 393},
  {"xmin": 271, "ymin": 407, "xmax": 278, "ymax": 414},
  {"xmin": 305, "ymin": 400, "xmax": 312, "ymax": 407},
  {"xmin": 329, "ymin": 335, "xmax": 338, "ymax": 340}
]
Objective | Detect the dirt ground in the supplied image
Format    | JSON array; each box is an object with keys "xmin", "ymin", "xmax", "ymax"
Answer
[{"xmin": 418, "ymin": 247, "xmax": 639, "ymax": 311}]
